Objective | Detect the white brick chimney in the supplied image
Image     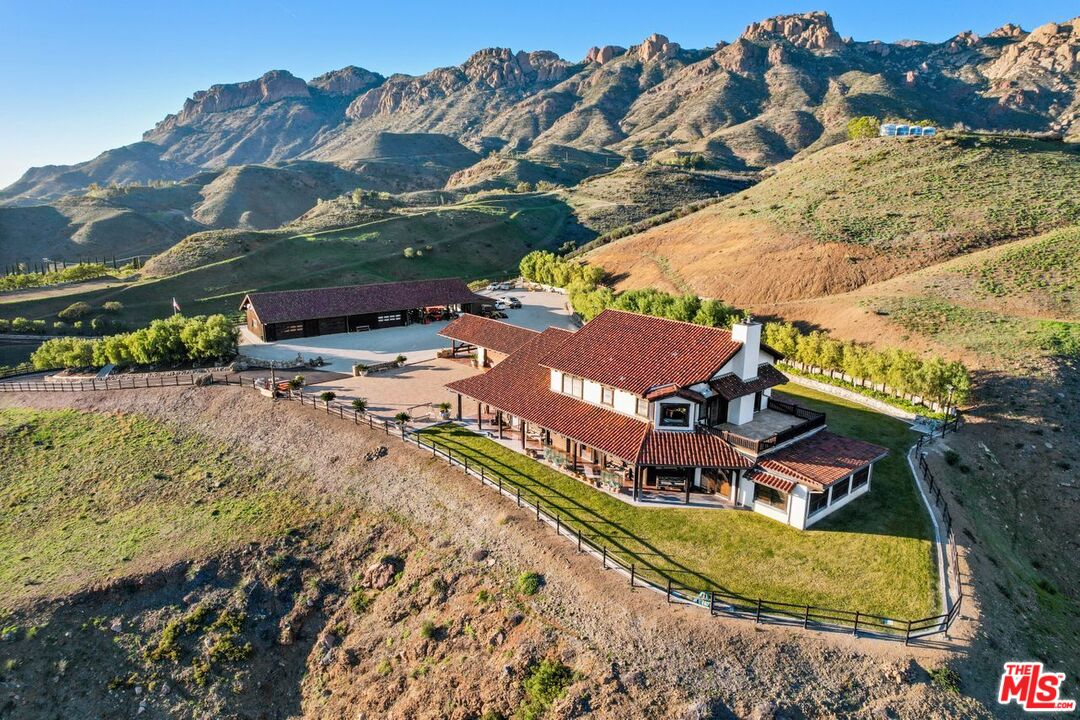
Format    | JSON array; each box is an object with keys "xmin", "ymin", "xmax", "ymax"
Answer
[
  {"xmin": 728, "ymin": 316, "xmax": 762, "ymax": 426},
  {"xmin": 730, "ymin": 316, "xmax": 762, "ymax": 381}
]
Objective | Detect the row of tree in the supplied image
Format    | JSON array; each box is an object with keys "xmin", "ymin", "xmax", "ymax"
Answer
[
  {"xmin": 518, "ymin": 251, "xmax": 605, "ymax": 289},
  {"xmin": 763, "ymin": 322, "xmax": 970, "ymax": 406},
  {"xmin": 31, "ymin": 314, "xmax": 237, "ymax": 370}
]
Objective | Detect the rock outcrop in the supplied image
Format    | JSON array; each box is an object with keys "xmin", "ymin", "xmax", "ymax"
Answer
[
  {"xmin": 174, "ymin": 70, "xmax": 310, "ymax": 125},
  {"xmin": 985, "ymin": 18, "xmax": 1080, "ymax": 80},
  {"xmin": 741, "ymin": 11, "xmax": 846, "ymax": 51},
  {"xmin": 636, "ymin": 34, "xmax": 681, "ymax": 63},
  {"xmin": 585, "ymin": 45, "xmax": 626, "ymax": 66},
  {"xmin": 308, "ymin": 65, "xmax": 384, "ymax": 96}
]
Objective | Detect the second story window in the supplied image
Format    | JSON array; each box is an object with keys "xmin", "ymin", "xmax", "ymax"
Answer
[
  {"xmin": 561, "ymin": 373, "xmax": 583, "ymax": 398},
  {"xmin": 635, "ymin": 397, "xmax": 648, "ymax": 418},
  {"xmin": 659, "ymin": 403, "xmax": 690, "ymax": 428},
  {"xmin": 601, "ymin": 386, "xmax": 614, "ymax": 406}
]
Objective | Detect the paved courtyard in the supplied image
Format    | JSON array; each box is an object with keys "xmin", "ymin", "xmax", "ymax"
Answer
[
  {"xmin": 304, "ymin": 357, "xmax": 481, "ymax": 424},
  {"xmin": 237, "ymin": 288, "xmax": 574, "ymax": 374}
]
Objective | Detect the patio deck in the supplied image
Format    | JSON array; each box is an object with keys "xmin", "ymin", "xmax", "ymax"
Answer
[{"xmin": 457, "ymin": 416, "xmax": 734, "ymax": 509}]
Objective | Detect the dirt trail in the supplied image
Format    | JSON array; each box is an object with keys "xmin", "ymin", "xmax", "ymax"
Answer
[{"xmin": 0, "ymin": 387, "xmax": 995, "ymax": 718}]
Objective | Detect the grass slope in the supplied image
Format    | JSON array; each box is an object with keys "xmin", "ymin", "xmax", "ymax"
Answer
[
  {"xmin": 586, "ymin": 134, "xmax": 1080, "ymax": 305},
  {"xmin": 423, "ymin": 383, "xmax": 935, "ymax": 619},
  {"xmin": 0, "ymin": 408, "xmax": 321, "ymax": 604},
  {"xmin": 0, "ymin": 196, "xmax": 574, "ymax": 329}
]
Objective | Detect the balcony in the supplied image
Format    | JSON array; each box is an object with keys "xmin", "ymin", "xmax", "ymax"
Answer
[{"xmin": 712, "ymin": 397, "xmax": 825, "ymax": 454}]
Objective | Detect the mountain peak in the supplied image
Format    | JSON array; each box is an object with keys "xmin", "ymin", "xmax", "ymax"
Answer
[
  {"xmin": 740, "ymin": 11, "xmax": 845, "ymax": 51},
  {"xmin": 988, "ymin": 23, "xmax": 1026, "ymax": 39},
  {"xmin": 170, "ymin": 70, "xmax": 310, "ymax": 126}
]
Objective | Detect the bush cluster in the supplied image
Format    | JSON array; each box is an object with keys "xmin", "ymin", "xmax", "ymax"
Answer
[
  {"xmin": 763, "ymin": 322, "xmax": 970, "ymax": 406},
  {"xmin": 0, "ymin": 263, "xmax": 116, "ymax": 291},
  {"xmin": 518, "ymin": 251, "xmax": 604, "ymax": 288},
  {"xmin": 30, "ymin": 314, "xmax": 237, "ymax": 370}
]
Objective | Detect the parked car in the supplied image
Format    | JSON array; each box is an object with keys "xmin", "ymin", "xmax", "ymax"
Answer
[
  {"xmin": 497, "ymin": 282, "xmax": 513, "ymax": 290},
  {"xmin": 493, "ymin": 299, "xmax": 508, "ymax": 310},
  {"xmin": 506, "ymin": 297, "xmax": 522, "ymax": 309}
]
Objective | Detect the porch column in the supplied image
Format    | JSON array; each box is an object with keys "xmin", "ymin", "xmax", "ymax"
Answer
[
  {"xmin": 456, "ymin": 393, "xmax": 462, "ymax": 420},
  {"xmin": 685, "ymin": 470, "xmax": 692, "ymax": 505},
  {"xmin": 521, "ymin": 421, "xmax": 527, "ymax": 449},
  {"xmin": 633, "ymin": 465, "xmax": 641, "ymax": 501},
  {"xmin": 497, "ymin": 411, "xmax": 503, "ymax": 439},
  {"xmin": 477, "ymin": 402, "xmax": 483, "ymax": 430}
]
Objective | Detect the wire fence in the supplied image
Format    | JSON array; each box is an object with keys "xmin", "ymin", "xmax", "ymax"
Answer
[{"xmin": 0, "ymin": 372, "xmax": 965, "ymax": 643}]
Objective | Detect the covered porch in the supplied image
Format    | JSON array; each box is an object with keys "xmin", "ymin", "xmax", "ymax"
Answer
[{"xmin": 456, "ymin": 396, "xmax": 738, "ymax": 509}]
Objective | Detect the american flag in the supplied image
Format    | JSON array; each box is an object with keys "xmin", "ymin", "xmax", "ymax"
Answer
[{"xmin": 172, "ymin": 297, "xmax": 181, "ymax": 313}]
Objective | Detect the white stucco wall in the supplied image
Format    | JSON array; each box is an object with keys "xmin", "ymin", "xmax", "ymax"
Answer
[{"xmin": 804, "ymin": 468, "xmax": 873, "ymax": 528}]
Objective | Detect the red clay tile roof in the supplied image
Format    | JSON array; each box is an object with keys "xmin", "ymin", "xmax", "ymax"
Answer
[
  {"xmin": 447, "ymin": 328, "xmax": 650, "ymax": 462},
  {"xmin": 643, "ymin": 384, "xmax": 707, "ymax": 402},
  {"xmin": 438, "ymin": 314, "xmax": 539, "ymax": 356},
  {"xmin": 241, "ymin": 278, "xmax": 488, "ymax": 325},
  {"xmin": 756, "ymin": 430, "xmax": 888, "ymax": 490},
  {"xmin": 539, "ymin": 309, "xmax": 742, "ymax": 396},
  {"xmin": 745, "ymin": 468, "xmax": 796, "ymax": 494},
  {"xmin": 709, "ymin": 364, "xmax": 789, "ymax": 401},
  {"xmin": 638, "ymin": 428, "xmax": 753, "ymax": 469}
]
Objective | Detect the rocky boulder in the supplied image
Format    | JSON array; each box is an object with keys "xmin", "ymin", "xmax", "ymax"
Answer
[
  {"xmin": 359, "ymin": 558, "xmax": 400, "ymax": 590},
  {"xmin": 585, "ymin": 45, "xmax": 626, "ymax": 65}
]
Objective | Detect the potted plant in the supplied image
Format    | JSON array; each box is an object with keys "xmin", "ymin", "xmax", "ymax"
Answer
[
  {"xmin": 352, "ymin": 398, "xmax": 368, "ymax": 414},
  {"xmin": 354, "ymin": 363, "xmax": 368, "ymax": 377},
  {"xmin": 395, "ymin": 354, "xmax": 407, "ymax": 367},
  {"xmin": 394, "ymin": 411, "xmax": 411, "ymax": 427},
  {"xmin": 468, "ymin": 352, "xmax": 479, "ymax": 368},
  {"xmin": 437, "ymin": 401, "xmax": 452, "ymax": 420}
]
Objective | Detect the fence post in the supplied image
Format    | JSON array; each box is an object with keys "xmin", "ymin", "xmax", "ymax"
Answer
[
  {"xmin": 852, "ymin": 611, "xmax": 860, "ymax": 637},
  {"xmin": 630, "ymin": 564, "xmax": 635, "ymax": 588},
  {"xmin": 666, "ymin": 577, "xmax": 671, "ymax": 603},
  {"xmin": 498, "ymin": 476, "xmax": 503, "ymax": 494},
  {"xmin": 480, "ymin": 465, "xmax": 485, "ymax": 484},
  {"xmin": 516, "ymin": 487, "xmax": 521, "ymax": 507},
  {"xmin": 577, "ymin": 528, "xmax": 581, "ymax": 553},
  {"xmin": 535, "ymin": 499, "xmax": 540, "ymax": 521},
  {"xmin": 755, "ymin": 598, "xmax": 762, "ymax": 623},
  {"xmin": 464, "ymin": 457, "xmax": 469, "ymax": 474},
  {"xmin": 803, "ymin": 605, "xmax": 810, "ymax": 629},
  {"xmin": 556, "ymin": 514, "xmax": 560, "ymax": 536},
  {"xmin": 602, "ymin": 546, "xmax": 607, "ymax": 569},
  {"xmin": 904, "ymin": 620, "xmax": 912, "ymax": 646}
]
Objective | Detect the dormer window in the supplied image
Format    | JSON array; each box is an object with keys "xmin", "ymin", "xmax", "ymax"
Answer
[
  {"xmin": 561, "ymin": 374, "xmax": 583, "ymax": 398},
  {"xmin": 635, "ymin": 397, "xmax": 648, "ymax": 417},
  {"xmin": 659, "ymin": 403, "xmax": 690, "ymax": 428},
  {"xmin": 601, "ymin": 386, "xmax": 614, "ymax": 406}
]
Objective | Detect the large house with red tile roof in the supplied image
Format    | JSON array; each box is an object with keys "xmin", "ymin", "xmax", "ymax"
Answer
[{"xmin": 440, "ymin": 309, "xmax": 888, "ymax": 529}]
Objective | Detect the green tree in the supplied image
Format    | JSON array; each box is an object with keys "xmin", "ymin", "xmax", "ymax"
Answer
[
  {"xmin": 847, "ymin": 115, "xmax": 880, "ymax": 140},
  {"xmin": 57, "ymin": 302, "xmax": 93, "ymax": 322}
]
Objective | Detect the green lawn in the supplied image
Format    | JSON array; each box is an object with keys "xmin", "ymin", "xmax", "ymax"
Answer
[
  {"xmin": 0, "ymin": 195, "xmax": 576, "ymax": 330},
  {"xmin": 0, "ymin": 408, "xmax": 325, "ymax": 604},
  {"xmin": 422, "ymin": 383, "xmax": 937, "ymax": 619}
]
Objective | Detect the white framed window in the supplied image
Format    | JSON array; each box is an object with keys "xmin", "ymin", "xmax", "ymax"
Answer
[
  {"xmin": 601, "ymin": 386, "xmax": 614, "ymax": 406},
  {"xmin": 635, "ymin": 397, "xmax": 648, "ymax": 417},
  {"xmin": 377, "ymin": 313, "xmax": 401, "ymax": 323},
  {"xmin": 561, "ymin": 374, "xmax": 583, "ymax": 398}
]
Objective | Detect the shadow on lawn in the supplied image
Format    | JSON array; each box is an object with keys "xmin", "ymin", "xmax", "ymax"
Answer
[{"xmin": 424, "ymin": 426, "xmax": 737, "ymax": 593}]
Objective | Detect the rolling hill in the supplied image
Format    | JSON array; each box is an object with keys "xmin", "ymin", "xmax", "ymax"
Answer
[{"xmin": 585, "ymin": 133, "xmax": 1080, "ymax": 305}]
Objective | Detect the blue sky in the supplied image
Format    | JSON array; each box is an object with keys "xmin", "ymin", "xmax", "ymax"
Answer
[{"xmin": 1, "ymin": 0, "xmax": 1075, "ymax": 187}]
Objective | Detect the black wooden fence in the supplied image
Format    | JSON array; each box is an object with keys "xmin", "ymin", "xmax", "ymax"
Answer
[{"xmin": 0, "ymin": 372, "xmax": 966, "ymax": 643}]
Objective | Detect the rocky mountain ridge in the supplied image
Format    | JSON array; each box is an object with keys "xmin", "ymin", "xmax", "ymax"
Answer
[{"xmin": 4, "ymin": 11, "xmax": 1079, "ymax": 205}]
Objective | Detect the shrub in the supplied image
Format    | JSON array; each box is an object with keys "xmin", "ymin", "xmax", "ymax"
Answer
[
  {"xmin": 403, "ymin": 247, "xmax": 416, "ymax": 258},
  {"xmin": 515, "ymin": 572, "xmax": 543, "ymax": 596},
  {"xmin": 319, "ymin": 391, "xmax": 336, "ymax": 403},
  {"xmin": 11, "ymin": 317, "xmax": 34, "ymax": 333},
  {"xmin": 847, "ymin": 115, "xmax": 880, "ymax": 140},
  {"xmin": 349, "ymin": 590, "xmax": 371, "ymax": 615},
  {"xmin": 102, "ymin": 301, "xmax": 124, "ymax": 313},
  {"xmin": 395, "ymin": 354, "xmax": 407, "ymax": 364},
  {"xmin": 288, "ymin": 375, "xmax": 305, "ymax": 389},
  {"xmin": 57, "ymin": 302, "xmax": 93, "ymax": 322},
  {"xmin": 944, "ymin": 450, "xmax": 961, "ymax": 466},
  {"xmin": 929, "ymin": 664, "xmax": 961, "ymax": 693},
  {"xmin": 351, "ymin": 398, "xmax": 368, "ymax": 413},
  {"xmin": 518, "ymin": 659, "xmax": 575, "ymax": 720},
  {"xmin": 394, "ymin": 412, "xmax": 411, "ymax": 426},
  {"xmin": 419, "ymin": 620, "xmax": 439, "ymax": 640}
]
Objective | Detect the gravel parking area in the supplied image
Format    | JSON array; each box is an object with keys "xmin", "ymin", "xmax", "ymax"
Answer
[{"xmin": 237, "ymin": 289, "xmax": 574, "ymax": 374}]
